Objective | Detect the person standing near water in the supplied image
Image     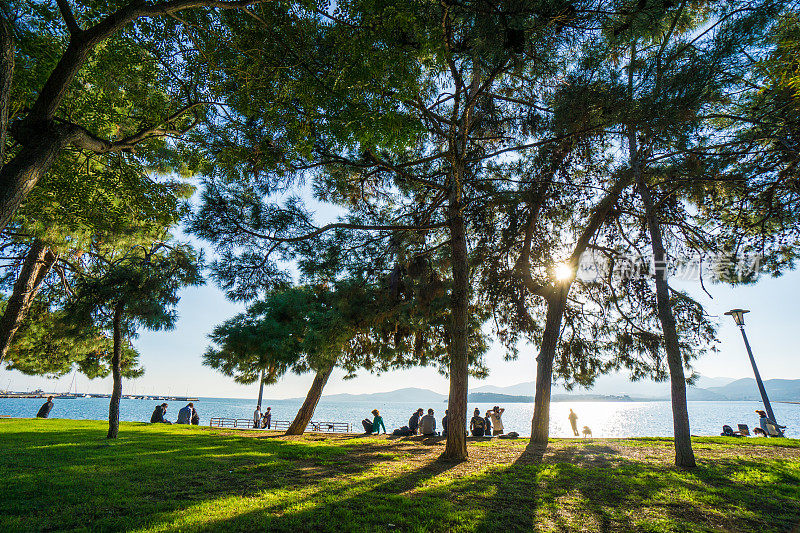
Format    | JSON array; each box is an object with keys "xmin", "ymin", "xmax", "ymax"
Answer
[
  {"xmin": 36, "ymin": 396, "xmax": 54, "ymax": 418},
  {"xmin": 371, "ymin": 409, "xmax": 386, "ymax": 435},
  {"xmin": 262, "ymin": 407, "xmax": 272, "ymax": 429},
  {"xmin": 253, "ymin": 405, "xmax": 262, "ymax": 429},
  {"xmin": 490, "ymin": 406, "xmax": 505, "ymax": 436},
  {"xmin": 568, "ymin": 409, "xmax": 579, "ymax": 436}
]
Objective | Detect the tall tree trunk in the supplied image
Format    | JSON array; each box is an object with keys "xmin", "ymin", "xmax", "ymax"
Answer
[
  {"xmin": 107, "ymin": 302, "xmax": 124, "ymax": 439},
  {"xmin": 285, "ymin": 364, "xmax": 334, "ymax": 435},
  {"xmin": 527, "ymin": 173, "xmax": 631, "ymax": 445},
  {"xmin": 0, "ymin": 239, "xmax": 58, "ymax": 365},
  {"xmin": 631, "ymin": 132, "xmax": 696, "ymax": 468},
  {"xmin": 256, "ymin": 367, "xmax": 265, "ymax": 409},
  {"xmin": 443, "ymin": 178, "xmax": 470, "ymax": 461},
  {"xmin": 530, "ymin": 289, "xmax": 568, "ymax": 444}
]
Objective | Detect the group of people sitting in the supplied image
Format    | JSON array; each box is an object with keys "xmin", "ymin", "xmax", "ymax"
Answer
[
  {"xmin": 150, "ymin": 402, "xmax": 199, "ymax": 425},
  {"xmin": 362, "ymin": 405, "xmax": 506, "ymax": 437}
]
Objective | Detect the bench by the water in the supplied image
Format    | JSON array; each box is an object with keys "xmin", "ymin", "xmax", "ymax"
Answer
[{"xmin": 209, "ymin": 417, "xmax": 351, "ymax": 433}]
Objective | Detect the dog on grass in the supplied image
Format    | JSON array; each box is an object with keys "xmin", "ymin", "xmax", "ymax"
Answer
[{"xmin": 582, "ymin": 426, "xmax": 592, "ymax": 438}]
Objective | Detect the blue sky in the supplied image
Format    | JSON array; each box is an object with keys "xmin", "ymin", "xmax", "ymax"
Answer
[{"xmin": 4, "ymin": 263, "xmax": 798, "ymax": 399}]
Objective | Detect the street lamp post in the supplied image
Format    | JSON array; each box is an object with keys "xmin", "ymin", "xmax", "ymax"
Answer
[{"xmin": 724, "ymin": 309, "xmax": 779, "ymax": 426}]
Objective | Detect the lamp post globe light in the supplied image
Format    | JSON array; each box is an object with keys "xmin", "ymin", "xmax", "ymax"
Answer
[{"xmin": 724, "ymin": 309, "xmax": 781, "ymax": 433}]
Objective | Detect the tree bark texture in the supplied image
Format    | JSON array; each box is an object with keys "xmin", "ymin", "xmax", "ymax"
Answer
[
  {"xmin": 285, "ymin": 364, "xmax": 334, "ymax": 435},
  {"xmin": 107, "ymin": 302, "xmax": 124, "ymax": 439},
  {"xmin": 530, "ymin": 289, "xmax": 568, "ymax": 444},
  {"xmin": 442, "ymin": 175, "xmax": 470, "ymax": 462},
  {"xmin": 0, "ymin": 12, "xmax": 13, "ymax": 164},
  {"xmin": 631, "ymin": 132, "xmax": 696, "ymax": 468},
  {"xmin": 0, "ymin": 239, "xmax": 58, "ymax": 365}
]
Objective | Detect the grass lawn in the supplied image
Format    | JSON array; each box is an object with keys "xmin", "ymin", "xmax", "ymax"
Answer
[{"xmin": 1, "ymin": 419, "xmax": 799, "ymax": 532}]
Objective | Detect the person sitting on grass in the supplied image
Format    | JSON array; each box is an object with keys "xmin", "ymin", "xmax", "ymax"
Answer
[
  {"xmin": 484, "ymin": 410, "xmax": 493, "ymax": 436},
  {"xmin": 420, "ymin": 408, "xmax": 437, "ymax": 436},
  {"xmin": 36, "ymin": 396, "xmax": 54, "ymax": 418},
  {"xmin": 176, "ymin": 403, "xmax": 194, "ymax": 424},
  {"xmin": 409, "ymin": 408, "xmax": 423, "ymax": 435},
  {"xmin": 470, "ymin": 408, "xmax": 486, "ymax": 437},
  {"xmin": 150, "ymin": 403, "xmax": 171, "ymax": 424},
  {"xmin": 191, "ymin": 406, "xmax": 200, "ymax": 425},
  {"xmin": 371, "ymin": 409, "xmax": 387, "ymax": 435}
]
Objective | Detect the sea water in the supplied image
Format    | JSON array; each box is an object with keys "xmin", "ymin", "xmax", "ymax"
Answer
[{"xmin": 1, "ymin": 396, "xmax": 798, "ymax": 438}]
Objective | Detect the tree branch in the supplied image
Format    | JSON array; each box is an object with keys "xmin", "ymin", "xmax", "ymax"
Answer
[{"xmin": 55, "ymin": 0, "xmax": 82, "ymax": 36}]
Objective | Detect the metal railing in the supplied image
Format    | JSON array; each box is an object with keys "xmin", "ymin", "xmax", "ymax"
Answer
[{"xmin": 209, "ymin": 417, "xmax": 351, "ymax": 433}]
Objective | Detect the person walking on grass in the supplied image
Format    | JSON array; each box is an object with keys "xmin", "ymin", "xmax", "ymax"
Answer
[
  {"xmin": 371, "ymin": 409, "xmax": 387, "ymax": 435},
  {"xmin": 568, "ymin": 409, "xmax": 579, "ymax": 437},
  {"xmin": 177, "ymin": 403, "xmax": 194, "ymax": 424},
  {"xmin": 490, "ymin": 406, "xmax": 505, "ymax": 436},
  {"xmin": 36, "ymin": 396, "xmax": 54, "ymax": 418},
  {"xmin": 420, "ymin": 408, "xmax": 437, "ymax": 436},
  {"xmin": 470, "ymin": 408, "xmax": 486, "ymax": 437}
]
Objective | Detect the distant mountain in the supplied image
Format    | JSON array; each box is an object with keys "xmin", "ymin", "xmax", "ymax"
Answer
[
  {"xmin": 313, "ymin": 387, "xmax": 447, "ymax": 403},
  {"xmin": 472, "ymin": 382, "xmax": 535, "ymax": 396},
  {"xmin": 297, "ymin": 376, "xmax": 799, "ymax": 405},
  {"xmin": 707, "ymin": 379, "xmax": 800, "ymax": 401},
  {"xmin": 468, "ymin": 392, "xmax": 533, "ymax": 403},
  {"xmin": 474, "ymin": 376, "xmax": 800, "ymax": 401}
]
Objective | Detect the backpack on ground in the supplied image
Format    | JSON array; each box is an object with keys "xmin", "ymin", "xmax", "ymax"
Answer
[
  {"xmin": 720, "ymin": 424, "xmax": 739, "ymax": 437},
  {"xmin": 392, "ymin": 426, "xmax": 412, "ymax": 437}
]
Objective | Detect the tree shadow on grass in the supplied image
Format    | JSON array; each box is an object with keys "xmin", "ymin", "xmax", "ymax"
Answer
[
  {"xmin": 466, "ymin": 444, "xmax": 800, "ymax": 532},
  {"xmin": 2, "ymin": 422, "xmax": 799, "ymax": 532},
  {"xmin": 0, "ymin": 422, "xmax": 439, "ymax": 532}
]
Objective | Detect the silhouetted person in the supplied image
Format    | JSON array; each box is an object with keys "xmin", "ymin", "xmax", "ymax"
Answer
[
  {"xmin": 484, "ymin": 410, "xmax": 492, "ymax": 436},
  {"xmin": 177, "ymin": 403, "xmax": 193, "ymax": 424},
  {"xmin": 442, "ymin": 410, "xmax": 448, "ymax": 436},
  {"xmin": 470, "ymin": 408, "xmax": 486, "ymax": 437},
  {"xmin": 191, "ymin": 406, "xmax": 200, "ymax": 425},
  {"xmin": 409, "ymin": 408, "xmax": 423, "ymax": 435},
  {"xmin": 568, "ymin": 409, "xmax": 579, "ymax": 436},
  {"xmin": 36, "ymin": 396, "xmax": 54, "ymax": 418}
]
